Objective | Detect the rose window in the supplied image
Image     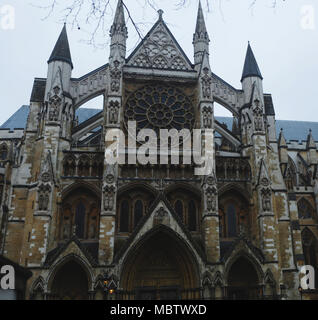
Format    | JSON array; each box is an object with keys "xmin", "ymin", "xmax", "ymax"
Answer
[{"xmin": 124, "ymin": 85, "xmax": 195, "ymax": 133}]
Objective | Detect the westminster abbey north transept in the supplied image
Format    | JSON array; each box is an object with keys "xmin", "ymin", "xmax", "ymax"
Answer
[{"xmin": 0, "ymin": 0, "xmax": 318, "ymax": 300}]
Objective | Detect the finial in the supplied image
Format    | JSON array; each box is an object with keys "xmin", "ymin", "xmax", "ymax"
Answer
[{"xmin": 158, "ymin": 9, "xmax": 164, "ymax": 20}]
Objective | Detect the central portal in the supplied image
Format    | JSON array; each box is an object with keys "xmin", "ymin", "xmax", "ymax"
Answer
[{"xmin": 120, "ymin": 227, "xmax": 199, "ymax": 300}]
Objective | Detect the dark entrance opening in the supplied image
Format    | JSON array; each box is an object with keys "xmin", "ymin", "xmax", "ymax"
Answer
[
  {"xmin": 51, "ymin": 261, "xmax": 89, "ymax": 300},
  {"xmin": 227, "ymin": 257, "xmax": 261, "ymax": 300},
  {"xmin": 120, "ymin": 227, "xmax": 200, "ymax": 300}
]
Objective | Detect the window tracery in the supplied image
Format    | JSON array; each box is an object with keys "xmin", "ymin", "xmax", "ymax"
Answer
[
  {"xmin": 218, "ymin": 191, "xmax": 249, "ymax": 238},
  {"xmin": 0, "ymin": 144, "xmax": 8, "ymax": 161},
  {"xmin": 298, "ymin": 198, "xmax": 315, "ymax": 219},
  {"xmin": 124, "ymin": 85, "xmax": 195, "ymax": 134},
  {"xmin": 60, "ymin": 188, "xmax": 100, "ymax": 240}
]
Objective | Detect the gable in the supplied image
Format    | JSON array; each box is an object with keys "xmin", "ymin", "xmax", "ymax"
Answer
[{"xmin": 126, "ymin": 20, "xmax": 193, "ymax": 71}]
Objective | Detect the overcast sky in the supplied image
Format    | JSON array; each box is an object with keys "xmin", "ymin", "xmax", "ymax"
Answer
[{"xmin": 1, "ymin": 0, "xmax": 318, "ymax": 125}]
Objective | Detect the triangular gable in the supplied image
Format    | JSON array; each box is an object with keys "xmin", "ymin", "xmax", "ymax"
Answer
[
  {"xmin": 44, "ymin": 236, "xmax": 97, "ymax": 268},
  {"xmin": 257, "ymin": 158, "xmax": 271, "ymax": 188},
  {"xmin": 40, "ymin": 151, "xmax": 55, "ymax": 184},
  {"xmin": 126, "ymin": 19, "xmax": 193, "ymax": 71},
  {"xmin": 222, "ymin": 235, "xmax": 265, "ymax": 265},
  {"xmin": 114, "ymin": 193, "xmax": 205, "ymax": 264}
]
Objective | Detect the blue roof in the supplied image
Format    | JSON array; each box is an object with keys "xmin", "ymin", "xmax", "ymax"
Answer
[
  {"xmin": 1, "ymin": 106, "xmax": 318, "ymax": 142},
  {"xmin": 0, "ymin": 106, "xmax": 101, "ymax": 130}
]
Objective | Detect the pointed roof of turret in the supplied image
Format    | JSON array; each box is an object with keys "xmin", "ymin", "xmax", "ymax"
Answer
[
  {"xmin": 241, "ymin": 42, "xmax": 262, "ymax": 82},
  {"xmin": 48, "ymin": 24, "xmax": 73, "ymax": 69},
  {"xmin": 193, "ymin": 1, "xmax": 210, "ymax": 43},
  {"xmin": 110, "ymin": 0, "xmax": 127, "ymax": 38}
]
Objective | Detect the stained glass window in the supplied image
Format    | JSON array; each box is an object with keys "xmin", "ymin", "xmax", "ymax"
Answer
[
  {"xmin": 188, "ymin": 200, "xmax": 197, "ymax": 231},
  {"xmin": 124, "ymin": 85, "xmax": 195, "ymax": 135},
  {"xmin": 134, "ymin": 200, "xmax": 144, "ymax": 228}
]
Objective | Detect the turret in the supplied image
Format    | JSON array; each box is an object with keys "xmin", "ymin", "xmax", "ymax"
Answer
[
  {"xmin": 193, "ymin": 1, "xmax": 210, "ymax": 65},
  {"xmin": 241, "ymin": 43, "xmax": 263, "ymax": 105},
  {"xmin": 45, "ymin": 24, "xmax": 73, "ymax": 98},
  {"xmin": 307, "ymin": 129, "xmax": 318, "ymax": 165}
]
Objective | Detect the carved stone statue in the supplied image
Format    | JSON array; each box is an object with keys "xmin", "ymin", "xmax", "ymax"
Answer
[
  {"xmin": 108, "ymin": 100, "xmax": 120, "ymax": 124},
  {"xmin": 201, "ymin": 67, "xmax": 212, "ymax": 99},
  {"xmin": 110, "ymin": 61, "xmax": 121, "ymax": 93},
  {"xmin": 104, "ymin": 185, "xmax": 115, "ymax": 211},
  {"xmin": 261, "ymin": 188, "xmax": 272, "ymax": 212},
  {"xmin": 202, "ymin": 106, "xmax": 213, "ymax": 129}
]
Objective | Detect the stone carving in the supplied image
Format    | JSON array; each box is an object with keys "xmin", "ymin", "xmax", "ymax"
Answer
[
  {"xmin": 103, "ymin": 185, "xmax": 115, "ymax": 211},
  {"xmin": 38, "ymin": 184, "xmax": 51, "ymax": 211},
  {"xmin": 110, "ymin": 61, "xmax": 121, "ymax": 93},
  {"xmin": 201, "ymin": 67, "xmax": 212, "ymax": 99},
  {"xmin": 206, "ymin": 186, "xmax": 217, "ymax": 212},
  {"xmin": 211, "ymin": 74, "xmax": 238, "ymax": 110},
  {"xmin": 202, "ymin": 105, "xmax": 213, "ymax": 129},
  {"xmin": 261, "ymin": 188, "xmax": 272, "ymax": 212},
  {"xmin": 253, "ymin": 100, "xmax": 264, "ymax": 132},
  {"xmin": 153, "ymin": 206, "xmax": 169, "ymax": 226},
  {"xmin": 48, "ymin": 86, "xmax": 61, "ymax": 122},
  {"xmin": 108, "ymin": 100, "xmax": 120, "ymax": 124},
  {"xmin": 41, "ymin": 152, "xmax": 53, "ymax": 182},
  {"xmin": 155, "ymin": 207, "xmax": 168, "ymax": 218},
  {"xmin": 260, "ymin": 177, "xmax": 270, "ymax": 187},
  {"xmin": 128, "ymin": 22, "xmax": 190, "ymax": 71},
  {"xmin": 216, "ymin": 157, "xmax": 251, "ymax": 181}
]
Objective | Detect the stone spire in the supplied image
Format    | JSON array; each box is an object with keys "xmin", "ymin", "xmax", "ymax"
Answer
[
  {"xmin": 193, "ymin": 1, "xmax": 210, "ymax": 65},
  {"xmin": 241, "ymin": 42, "xmax": 263, "ymax": 82},
  {"xmin": 48, "ymin": 24, "xmax": 73, "ymax": 69},
  {"xmin": 278, "ymin": 128, "xmax": 287, "ymax": 148},
  {"xmin": 307, "ymin": 129, "xmax": 316, "ymax": 149},
  {"xmin": 109, "ymin": 0, "xmax": 128, "ymax": 62}
]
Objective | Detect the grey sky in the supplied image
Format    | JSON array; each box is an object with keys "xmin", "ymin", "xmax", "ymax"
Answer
[{"xmin": 1, "ymin": 0, "xmax": 318, "ymax": 125}]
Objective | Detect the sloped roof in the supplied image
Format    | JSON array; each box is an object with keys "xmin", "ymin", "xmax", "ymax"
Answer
[
  {"xmin": 241, "ymin": 43, "xmax": 263, "ymax": 82},
  {"xmin": 48, "ymin": 24, "xmax": 73, "ymax": 69},
  {"xmin": 1, "ymin": 105, "xmax": 318, "ymax": 142}
]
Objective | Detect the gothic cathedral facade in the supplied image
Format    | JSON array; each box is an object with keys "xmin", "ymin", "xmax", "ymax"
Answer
[{"xmin": 0, "ymin": 1, "xmax": 318, "ymax": 300}]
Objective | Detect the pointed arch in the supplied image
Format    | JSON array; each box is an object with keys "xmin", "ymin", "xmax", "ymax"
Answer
[
  {"xmin": 297, "ymin": 198, "xmax": 315, "ymax": 219},
  {"xmin": 225, "ymin": 252, "xmax": 263, "ymax": 300},
  {"xmin": 47, "ymin": 253, "xmax": 94, "ymax": 297},
  {"xmin": 30, "ymin": 276, "xmax": 45, "ymax": 300},
  {"xmin": 225, "ymin": 250, "xmax": 264, "ymax": 286},
  {"xmin": 60, "ymin": 184, "xmax": 100, "ymax": 240},
  {"xmin": 0, "ymin": 143, "xmax": 8, "ymax": 161},
  {"xmin": 263, "ymin": 268, "xmax": 277, "ymax": 298},
  {"xmin": 301, "ymin": 228, "xmax": 318, "ymax": 288},
  {"xmin": 117, "ymin": 183, "xmax": 157, "ymax": 233},
  {"xmin": 218, "ymin": 185, "xmax": 251, "ymax": 238},
  {"xmin": 119, "ymin": 224, "xmax": 201, "ymax": 299},
  {"xmin": 62, "ymin": 182, "xmax": 101, "ymax": 200},
  {"xmin": 202, "ymin": 271, "xmax": 213, "ymax": 300}
]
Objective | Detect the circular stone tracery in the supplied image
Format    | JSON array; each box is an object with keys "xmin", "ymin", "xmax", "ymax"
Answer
[{"xmin": 124, "ymin": 85, "xmax": 195, "ymax": 133}]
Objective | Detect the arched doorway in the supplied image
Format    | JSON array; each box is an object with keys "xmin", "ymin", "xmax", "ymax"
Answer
[
  {"xmin": 120, "ymin": 227, "xmax": 200, "ymax": 300},
  {"xmin": 227, "ymin": 257, "xmax": 261, "ymax": 300},
  {"xmin": 50, "ymin": 261, "xmax": 89, "ymax": 300}
]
